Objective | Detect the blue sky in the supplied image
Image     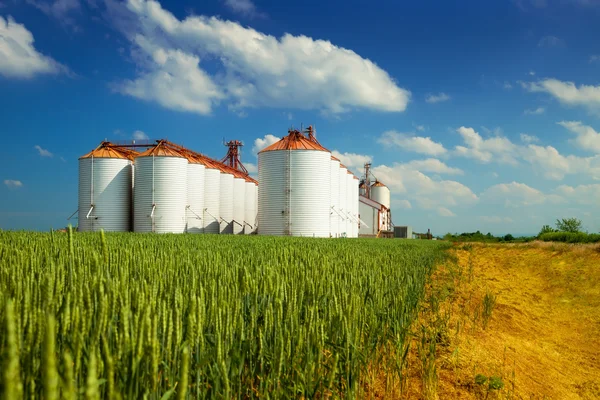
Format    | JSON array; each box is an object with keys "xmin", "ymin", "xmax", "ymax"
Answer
[{"xmin": 2, "ymin": 0, "xmax": 600, "ymax": 235}]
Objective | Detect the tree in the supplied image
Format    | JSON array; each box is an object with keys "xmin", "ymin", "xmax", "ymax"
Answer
[
  {"xmin": 503, "ymin": 234, "xmax": 514, "ymax": 241},
  {"xmin": 555, "ymin": 218, "xmax": 582, "ymax": 233},
  {"xmin": 538, "ymin": 225, "xmax": 555, "ymax": 237}
]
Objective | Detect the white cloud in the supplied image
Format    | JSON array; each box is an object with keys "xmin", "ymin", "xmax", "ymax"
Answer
[
  {"xmin": 60, "ymin": 156, "xmax": 66, "ymax": 162},
  {"xmin": 392, "ymin": 199, "xmax": 412, "ymax": 209},
  {"xmin": 378, "ymin": 131, "xmax": 447, "ymax": 156},
  {"xmin": 425, "ymin": 92, "xmax": 450, "ymax": 104},
  {"xmin": 529, "ymin": 71, "xmax": 536, "ymax": 76},
  {"xmin": 481, "ymin": 182, "xmax": 560, "ymax": 207},
  {"xmin": 503, "ymin": 81, "xmax": 513, "ymax": 90},
  {"xmin": 4, "ymin": 179, "xmax": 23, "ymax": 188},
  {"xmin": 223, "ymin": 0, "xmax": 264, "ymax": 18},
  {"xmin": 0, "ymin": 16, "xmax": 66, "ymax": 79},
  {"xmin": 403, "ymin": 158, "xmax": 463, "ymax": 175},
  {"xmin": 252, "ymin": 134, "xmax": 280, "ymax": 154},
  {"xmin": 558, "ymin": 121, "xmax": 600, "ymax": 153},
  {"xmin": 522, "ymin": 78, "xmax": 600, "ymax": 113},
  {"xmin": 438, "ymin": 207, "xmax": 455, "ymax": 217},
  {"xmin": 132, "ymin": 130, "xmax": 149, "ymax": 140},
  {"xmin": 478, "ymin": 216, "xmax": 514, "ymax": 223},
  {"xmin": 372, "ymin": 163, "xmax": 478, "ymax": 214},
  {"xmin": 590, "ymin": 55, "xmax": 600, "ymax": 63},
  {"xmin": 555, "ymin": 183, "xmax": 600, "ymax": 205},
  {"xmin": 454, "ymin": 126, "xmax": 518, "ymax": 165},
  {"xmin": 521, "ymin": 144, "xmax": 600, "ymax": 180},
  {"xmin": 34, "ymin": 145, "xmax": 53, "ymax": 157},
  {"xmin": 26, "ymin": 0, "xmax": 80, "ymax": 25},
  {"xmin": 331, "ymin": 150, "xmax": 372, "ymax": 172},
  {"xmin": 284, "ymin": 112, "xmax": 293, "ymax": 120},
  {"xmin": 520, "ymin": 133, "xmax": 539, "ymax": 143},
  {"xmin": 245, "ymin": 162, "xmax": 257, "ymax": 174},
  {"xmin": 524, "ymin": 106, "xmax": 545, "ymax": 115},
  {"xmin": 414, "ymin": 124, "xmax": 426, "ymax": 131},
  {"xmin": 538, "ymin": 35, "xmax": 565, "ymax": 47},
  {"xmin": 110, "ymin": 0, "xmax": 411, "ymax": 115}
]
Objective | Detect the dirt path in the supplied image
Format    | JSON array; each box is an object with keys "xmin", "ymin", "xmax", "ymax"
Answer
[{"xmin": 403, "ymin": 242, "xmax": 600, "ymax": 399}]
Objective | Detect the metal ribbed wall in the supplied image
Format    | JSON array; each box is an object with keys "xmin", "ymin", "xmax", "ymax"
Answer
[
  {"xmin": 233, "ymin": 177, "xmax": 246, "ymax": 234},
  {"xmin": 338, "ymin": 166, "xmax": 348, "ymax": 236},
  {"xmin": 352, "ymin": 178, "xmax": 359, "ymax": 237},
  {"xmin": 329, "ymin": 158, "xmax": 340, "ymax": 237},
  {"xmin": 244, "ymin": 182, "xmax": 256, "ymax": 234},
  {"xmin": 186, "ymin": 162, "xmax": 205, "ymax": 233},
  {"xmin": 134, "ymin": 155, "xmax": 188, "ymax": 233},
  {"xmin": 346, "ymin": 173, "xmax": 354, "ymax": 237},
  {"xmin": 258, "ymin": 150, "xmax": 331, "ymax": 237},
  {"xmin": 203, "ymin": 168, "xmax": 221, "ymax": 234},
  {"xmin": 371, "ymin": 184, "xmax": 391, "ymax": 209},
  {"xmin": 219, "ymin": 173, "xmax": 234, "ymax": 234},
  {"xmin": 78, "ymin": 158, "xmax": 132, "ymax": 232}
]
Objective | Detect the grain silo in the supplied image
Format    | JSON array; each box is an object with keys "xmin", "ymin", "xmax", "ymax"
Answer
[
  {"xmin": 352, "ymin": 176, "xmax": 360, "ymax": 237},
  {"xmin": 371, "ymin": 180, "xmax": 391, "ymax": 209},
  {"xmin": 219, "ymin": 169, "xmax": 234, "ymax": 234},
  {"xmin": 134, "ymin": 141, "xmax": 187, "ymax": 233},
  {"xmin": 338, "ymin": 164, "xmax": 348, "ymax": 236},
  {"xmin": 330, "ymin": 156, "xmax": 341, "ymax": 237},
  {"xmin": 202, "ymin": 158, "xmax": 221, "ymax": 234},
  {"xmin": 186, "ymin": 155, "xmax": 205, "ymax": 233},
  {"xmin": 232, "ymin": 172, "xmax": 246, "ymax": 234},
  {"xmin": 244, "ymin": 179, "xmax": 257, "ymax": 234},
  {"xmin": 78, "ymin": 142, "xmax": 136, "ymax": 232},
  {"xmin": 346, "ymin": 171, "xmax": 355, "ymax": 237},
  {"xmin": 258, "ymin": 129, "xmax": 331, "ymax": 237}
]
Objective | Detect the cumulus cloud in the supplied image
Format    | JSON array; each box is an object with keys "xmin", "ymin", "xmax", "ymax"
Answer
[
  {"xmin": 34, "ymin": 145, "xmax": 53, "ymax": 157},
  {"xmin": 454, "ymin": 126, "xmax": 518, "ymax": 165},
  {"xmin": 252, "ymin": 134, "xmax": 280, "ymax": 154},
  {"xmin": 223, "ymin": 0, "xmax": 264, "ymax": 18},
  {"xmin": 521, "ymin": 144, "xmax": 600, "ymax": 180},
  {"xmin": 558, "ymin": 121, "xmax": 600, "ymax": 153},
  {"xmin": 555, "ymin": 183, "xmax": 600, "ymax": 205},
  {"xmin": 524, "ymin": 106, "xmax": 545, "ymax": 115},
  {"xmin": 4, "ymin": 179, "xmax": 23, "ymax": 188},
  {"xmin": 425, "ymin": 92, "xmax": 450, "ymax": 104},
  {"xmin": 0, "ymin": 16, "xmax": 66, "ymax": 79},
  {"xmin": 132, "ymin": 130, "xmax": 149, "ymax": 140},
  {"xmin": 438, "ymin": 207, "xmax": 455, "ymax": 217},
  {"xmin": 378, "ymin": 131, "xmax": 447, "ymax": 156},
  {"xmin": 109, "ymin": 0, "xmax": 411, "ymax": 115},
  {"xmin": 402, "ymin": 158, "xmax": 463, "ymax": 175},
  {"xmin": 522, "ymin": 78, "xmax": 600, "ymax": 113},
  {"xmin": 331, "ymin": 150, "xmax": 372, "ymax": 172},
  {"xmin": 520, "ymin": 133, "xmax": 539, "ymax": 143},
  {"xmin": 538, "ymin": 35, "xmax": 565, "ymax": 47},
  {"xmin": 481, "ymin": 182, "xmax": 558, "ymax": 207}
]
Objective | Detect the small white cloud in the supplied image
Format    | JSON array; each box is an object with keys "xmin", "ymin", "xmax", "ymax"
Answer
[
  {"xmin": 378, "ymin": 131, "xmax": 447, "ymax": 156},
  {"xmin": 4, "ymin": 179, "xmax": 23, "ymax": 188},
  {"xmin": 555, "ymin": 183, "xmax": 600, "ymax": 205},
  {"xmin": 524, "ymin": 106, "xmax": 545, "ymax": 115},
  {"xmin": 438, "ymin": 207, "xmax": 456, "ymax": 217},
  {"xmin": 34, "ymin": 145, "xmax": 53, "ymax": 157},
  {"xmin": 481, "ymin": 181, "xmax": 563, "ymax": 207},
  {"xmin": 454, "ymin": 126, "xmax": 518, "ymax": 165},
  {"xmin": 132, "ymin": 130, "xmax": 149, "ymax": 140},
  {"xmin": 425, "ymin": 92, "xmax": 450, "ymax": 104},
  {"xmin": 529, "ymin": 71, "xmax": 536, "ymax": 76},
  {"xmin": 558, "ymin": 120, "xmax": 600, "ymax": 153},
  {"xmin": 538, "ymin": 35, "xmax": 565, "ymax": 48},
  {"xmin": 223, "ymin": 0, "xmax": 265, "ymax": 18},
  {"xmin": 60, "ymin": 156, "xmax": 66, "ymax": 162},
  {"xmin": 26, "ymin": 0, "xmax": 81, "ymax": 27},
  {"xmin": 414, "ymin": 124, "xmax": 426, "ymax": 132},
  {"xmin": 520, "ymin": 133, "xmax": 540, "ymax": 143},
  {"xmin": 331, "ymin": 150, "xmax": 372, "ymax": 172},
  {"xmin": 503, "ymin": 81, "xmax": 513, "ymax": 90},
  {"xmin": 403, "ymin": 158, "xmax": 463, "ymax": 175},
  {"xmin": 252, "ymin": 134, "xmax": 280, "ymax": 154},
  {"xmin": 0, "ymin": 16, "xmax": 67, "ymax": 79},
  {"xmin": 491, "ymin": 172, "xmax": 499, "ymax": 178},
  {"xmin": 522, "ymin": 78, "xmax": 600, "ymax": 114},
  {"xmin": 284, "ymin": 112, "xmax": 293, "ymax": 120}
]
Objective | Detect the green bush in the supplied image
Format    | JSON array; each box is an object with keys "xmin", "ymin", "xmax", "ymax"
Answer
[{"xmin": 538, "ymin": 231, "xmax": 600, "ymax": 243}]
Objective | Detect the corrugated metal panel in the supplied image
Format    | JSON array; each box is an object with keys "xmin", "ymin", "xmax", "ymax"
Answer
[
  {"xmin": 346, "ymin": 173, "xmax": 355, "ymax": 237},
  {"xmin": 244, "ymin": 182, "xmax": 256, "ymax": 234},
  {"xmin": 219, "ymin": 173, "xmax": 234, "ymax": 234},
  {"xmin": 329, "ymin": 158, "xmax": 340, "ymax": 237},
  {"xmin": 258, "ymin": 150, "xmax": 331, "ymax": 237},
  {"xmin": 186, "ymin": 162, "xmax": 205, "ymax": 233},
  {"xmin": 203, "ymin": 168, "xmax": 220, "ymax": 234},
  {"xmin": 338, "ymin": 165, "xmax": 348, "ymax": 236},
  {"xmin": 233, "ymin": 177, "xmax": 246, "ymax": 234},
  {"xmin": 78, "ymin": 157, "xmax": 132, "ymax": 232},
  {"xmin": 134, "ymin": 155, "xmax": 188, "ymax": 233},
  {"xmin": 371, "ymin": 182, "xmax": 391, "ymax": 209},
  {"xmin": 352, "ymin": 177, "xmax": 359, "ymax": 237}
]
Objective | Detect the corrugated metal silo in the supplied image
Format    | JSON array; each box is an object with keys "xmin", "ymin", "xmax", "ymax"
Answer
[
  {"xmin": 346, "ymin": 171, "xmax": 355, "ymax": 237},
  {"xmin": 244, "ymin": 180, "xmax": 257, "ymax": 234},
  {"xmin": 338, "ymin": 164, "xmax": 348, "ymax": 237},
  {"xmin": 78, "ymin": 142, "xmax": 136, "ymax": 232},
  {"xmin": 329, "ymin": 157, "xmax": 340, "ymax": 237},
  {"xmin": 203, "ymin": 162, "xmax": 221, "ymax": 234},
  {"xmin": 186, "ymin": 156, "xmax": 205, "ymax": 233},
  {"xmin": 359, "ymin": 182, "xmax": 367, "ymax": 197},
  {"xmin": 232, "ymin": 174, "xmax": 246, "ymax": 234},
  {"xmin": 258, "ymin": 129, "xmax": 331, "ymax": 237},
  {"xmin": 134, "ymin": 142, "xmax": 188, "ymax": 233},
  {"xmin": 353, "ymin": 176, "xmax": 359, "ymax": 237},
  {"xmin": 371, "ymin": 180, "xmax": 391, "ymax": 209},
  {"xmin": 219, "ymin": 171, "xmax": 234, "ymax": 234}
]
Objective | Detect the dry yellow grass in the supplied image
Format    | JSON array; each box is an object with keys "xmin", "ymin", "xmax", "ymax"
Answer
[{"xmin": 395, "ymin": 242, "xmax": 600, "ymax": 399}]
